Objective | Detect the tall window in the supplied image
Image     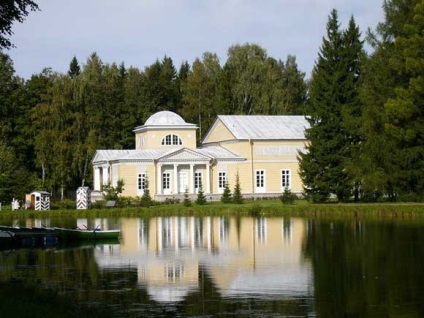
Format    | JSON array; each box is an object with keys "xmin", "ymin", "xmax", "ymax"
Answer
[
  {"xmin": 163, "ymin": 172, "xmax": 170, "ymax": 190},
  {"xmin": 195, "ymin": 172, "xmax": 202, "ymax": 189},
  {"xmin": 218, "ymin": 172, "xmax": 227, "ymax": 189},
  {"xmin": 138, "ymin": 173, "xmax": 147, "ymax": 191},
  {"xmin": 256, "ymin": 170, "xmax": 265, "ymax": 189},
  {"xmin": 161, "ymin": 134, "xmax": 182, "ymax": 145},
  {"xmin": 281, "ymin": 169, "xmax": 291, "ymax": 189}
]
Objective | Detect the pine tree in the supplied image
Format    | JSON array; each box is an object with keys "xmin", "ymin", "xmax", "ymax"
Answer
[
  {"xmin": 220, "ymin": 182, "xmax": 233, "ymax": 203},
  {"xmin": 195, "ymin": 184, "xmax": 207, "ymax": 205},
  {"xmin": 232, "ymin": 172, "xmax": 243, "ymax": 204},
  {"xmin": 183, "ymin": 187, "xmax": 192, "ymax": 207}
]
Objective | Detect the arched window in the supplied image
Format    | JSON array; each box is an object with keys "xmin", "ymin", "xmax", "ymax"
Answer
[{"xmin": 161, "ymin": 134, "xmax": 182, "ymax": 146}]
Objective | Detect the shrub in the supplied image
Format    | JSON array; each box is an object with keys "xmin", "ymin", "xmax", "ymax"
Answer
[
  {"xmin": 103, "ymin": 180, "xmax": 124, "ymax": 201},
  {"xmin": 195, "ymin": 184, "xmax": 207, "ymax": 205},
  {"xmin": 233, "ymin": 172, "xmax": 243, "ymax": 204},
  {"xmin": 183, "ymin": 188, "xmax": 192, "ymax": 207},
  {"xmin": 280, "ymin": 188, "xmax": 297, "ymax": 205},
  {"xmin": 220, "ymin": 182, "xmax": 232, "ymax": 203}
]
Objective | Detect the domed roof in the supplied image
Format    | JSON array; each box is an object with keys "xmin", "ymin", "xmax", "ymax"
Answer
[{"xmin": 144, "ymin": 111, "xmax": 187, "ymax": 126}]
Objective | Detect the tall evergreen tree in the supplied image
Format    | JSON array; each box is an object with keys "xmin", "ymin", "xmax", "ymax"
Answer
[
  {"xmin": 299, "ymin": 9, "xmax": 364, "ymax": 202},
  {"xmin": 359, "ymin": 0, "xmax": 416, "ymax": 200},
  {"xmin": 382, "ymin": 0, "xmax": 424, "ymax": 199},
  {"xmin": 68, "ymin": 56, "xmax": 81, "ymax": 78}
]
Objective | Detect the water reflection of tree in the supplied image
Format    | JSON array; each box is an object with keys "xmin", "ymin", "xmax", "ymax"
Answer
[{"xmin": 304, "ymin": 220, "xmax": 424, "ymax": 317}]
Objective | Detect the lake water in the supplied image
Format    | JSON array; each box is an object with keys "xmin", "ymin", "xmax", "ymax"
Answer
[{"xmin": 1, "ymin": 216, "xmax": 424, "ymax": 317}]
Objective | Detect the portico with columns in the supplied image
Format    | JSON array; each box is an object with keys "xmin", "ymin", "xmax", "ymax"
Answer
[{"xmin": 155, "ymin": 148, "xmax": 213, "ymax": 195}]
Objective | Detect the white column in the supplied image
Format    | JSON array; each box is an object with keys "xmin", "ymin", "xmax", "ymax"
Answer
[
  {"xmin": 206, "ymin": 163, "xmax": 211, "ymax": 194},
  {"xmin": 173, "ymin": 164, "xmax": 179, "ymax": 194},
  {"xmin": 157, "ymin": 164, "xmax": 162, "ymax": 195},
  {"xmin": 190, "ymin": 164, "xmax": 195, "ymax": 194},
  {"xmin": 94, "ymin": 167, "xmax": 101, "ymax": 191},
  {"xmin": 102, "ymin": 165, "xmax": 109, "ymax": 187}
]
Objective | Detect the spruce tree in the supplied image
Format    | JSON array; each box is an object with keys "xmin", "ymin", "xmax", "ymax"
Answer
[
  {"xmin": 381, "ymin": 0, "xmax": 424, "ymax": 199},
  {"xmin": 140, "ymin": 176, "xmax": 153, "ymax": 207},
  {"xmin": 221, "ymin": 182, "xmax": 233, "ymax": 203},
  {"xmin": 183, "ymin": 187, "xmax": 192, "ymax": 207},
  {"xmin": 195, "ymin": 184, "xmax": 207, "ymax": 205},
  {"xmin": 299, "ymin": 9, "xmax": 363, "ymax": 202},
  {"xmin": 359, "ymin": 0, "xmax": 416, "ymax": 201},
  {"xmin": 68, "ymin": 56, "xmax": 81, "ymax": 78},
  {"xmin": 232, "ymin": 172, "xmax": 243, "ymax": 204}
]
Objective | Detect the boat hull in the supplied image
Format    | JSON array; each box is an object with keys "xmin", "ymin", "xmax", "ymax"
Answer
[{"xmin": 54, "ymin": 228, "xmax": 120, "ymax": 241}]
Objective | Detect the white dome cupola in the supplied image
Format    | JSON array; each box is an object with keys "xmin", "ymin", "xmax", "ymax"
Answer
[
  {"xmin": 133, "ymin": 111, "xmax": 198, "ymax": 150},
  {"xmin": 144, "ymin": 111, "xmax": 187, "ymax": 126}
]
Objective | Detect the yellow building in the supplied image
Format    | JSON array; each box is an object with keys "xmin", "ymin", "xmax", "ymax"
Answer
[{"xmin": 92, "ymin": 111, "xmax": 309, "ymax": 200}]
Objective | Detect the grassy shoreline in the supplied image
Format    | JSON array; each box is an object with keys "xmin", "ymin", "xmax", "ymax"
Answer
[{"xmin": 1, "ymin": 200, "xmax": 424, "ymax": 221}]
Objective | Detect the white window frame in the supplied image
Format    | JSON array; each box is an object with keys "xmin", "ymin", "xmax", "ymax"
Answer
[
  {"xmin": 163, "ymin": 172, "xmax": 170, "ymax": 193},
  {"xmin": 281, "ymin": 169, "xmax": 291, "ymax": 190},
  {"xmin": 194, "ymin": 172, "xmax": 202, "ymax": 193},
  {"xmin": 255, "ymin": 170, "xmax": 266, "ymax": 193},
  {"xmin": 137, "ymin": 173, "xmax": 147, "ymax": 195},
  {"xmin": 161, "ymin": 134, "xmax": 182, "ymax": 146},
  {"xmin": 218, "ymin": 171, "xmax": 227, "ymax": 194}
]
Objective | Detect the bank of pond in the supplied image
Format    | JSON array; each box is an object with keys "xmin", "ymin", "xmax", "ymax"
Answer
[{"xmin": 1, "ymin": 199, "xmax": 424, "ymax": 221}]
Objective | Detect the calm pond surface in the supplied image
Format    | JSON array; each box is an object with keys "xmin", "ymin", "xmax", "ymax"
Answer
[{"xmin": 1, "ymin": 216, "xmax": 424, "ymax": 317}]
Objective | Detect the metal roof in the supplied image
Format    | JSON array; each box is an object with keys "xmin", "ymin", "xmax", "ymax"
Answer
[
  {"xmin": 93, "ymin": 149, "xmax": 172, "ymax": 163},
  {"xmin": 93, "ymin": 146, "xmax": 243, "ymax": 164},
  {"xmin": 197, "ymin": 146, "xmax": 244, "ymax": 160},
  {"xmin": 145, "ymin": 111, "xmax": 187, "ymax": 126},
  {"xmin": 216, "ymin": 115, "xmax": 309, "ymax": 140}
]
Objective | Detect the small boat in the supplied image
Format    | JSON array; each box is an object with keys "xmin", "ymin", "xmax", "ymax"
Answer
[{"xmin": 54, "ymin": 227, "xmax": 120, "ymax": 241}]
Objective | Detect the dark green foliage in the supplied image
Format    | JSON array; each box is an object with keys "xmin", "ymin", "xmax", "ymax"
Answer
[
  {"xmin": 68, "ymin": 56, "xmax": 80, "ymax": 78},
  {"xmin": 299, "ymin": 9, "xmax": 364, "ymax": 203},
  {"xmin": 221, "ymin": 182, "xmax": 233, "ymax": 203},
  {"xmin": 102, "ymin": 179, "xmax": 124, "ymax": 201},
  {"xmin": 232, "ymin": 172, "xmax": 243, "ymax": 204},
  {"xmin": 195, "ymin": 184, "xmax": 207, "ymax": 205},
  {"xmin": 358, "ymin": 0, "xmax": 419, "ymax": 201},
  {"xmin": 280, "ymin": 188, "xmax": 297, "ymax": 205},
  {"xmin": 0, "ymin": 0, "xmax": 39, "ymax": 49},
  {"xmin": 183, "ymin": 187, "xmax": 192, "ymax": 207},
  {"xmin": 140, "ymin": 177, "xmax": 153, "ymax": 207}
]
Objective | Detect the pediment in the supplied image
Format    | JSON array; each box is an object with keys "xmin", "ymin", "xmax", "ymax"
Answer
[{"xmin": 158, "ymin": 148, "xmax": 212, "ymax": 162}]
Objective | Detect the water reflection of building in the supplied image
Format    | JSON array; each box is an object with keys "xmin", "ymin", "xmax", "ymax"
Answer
[{"xmin": 97, "ymin": 217, "xmax": 312, "ymax": 302}]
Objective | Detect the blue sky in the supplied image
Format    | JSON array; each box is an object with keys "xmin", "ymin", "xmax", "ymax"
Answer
[{"xmin": 7, "ymin": 0, "xmax": 384, "ymax": 79}]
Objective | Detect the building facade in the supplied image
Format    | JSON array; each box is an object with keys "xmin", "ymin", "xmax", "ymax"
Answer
[{"xmin": 92, "ymin": 111, "xmax": 309, "ymax": 201}]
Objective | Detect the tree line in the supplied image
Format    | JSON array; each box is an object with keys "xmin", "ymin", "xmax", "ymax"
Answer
[
  {"xmin": 0, "ymin": 44, "xmax": 307, "ymax": 202},
  {"xmin": 1, "ymin": 0, "xmax": 423, "ymax": 203}
]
